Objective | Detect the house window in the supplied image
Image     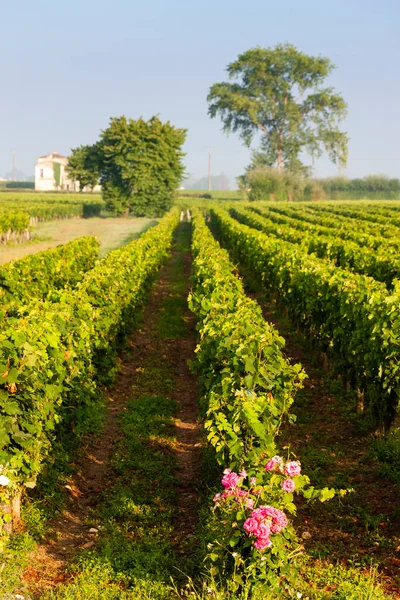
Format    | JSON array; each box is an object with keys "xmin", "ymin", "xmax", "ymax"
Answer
[{"xmin": 40, "ymin": 169, "xmax": 44, "ymax": 178}]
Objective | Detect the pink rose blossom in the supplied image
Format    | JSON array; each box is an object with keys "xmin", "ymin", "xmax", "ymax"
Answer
[
  {"xmin": 254, "ymin": 536, "xmax": 272, "ymax": 550},
  {"xmin": 245, "ymin": 499, "xmax": 254, "ymax": 510},
  {"xmin": 240, "ymin": 469, "xmax": 248, "ymax": 478},
  {"xmin": 244, "ymin": 505, "xmax": 287, "ymax": 550},
  {"xmin": 265, "ymin": 456, "xmax": 283, "ymax": 471},
  {"xmin": 221, "ymin": 470, "xmax": 240, "ymax": 490},
  {"xmin": 213, "ymin": 493, "xmax": 221, "ymax": 503},
  {"xmin": 257, "ymin": 506, "xmax": 288, "ymax": 533},
  {"xmin": 244, "ymin": 517, "xmax": 259, "ymax": 533},
  {"xmin": 282, "ymin": 479, "xmax": 295, "ymax": 493},
  {"xmin": 250, "ymin": 508, "xmax": 264, "ymax": 521},
  {"xmin": 257, "ymin": 522, "xmax": 271, "ymax": 538},
  {"xmin": 285, "ymin": 461, "xmax": 301, "ymax": 476},
  {"xmin": 250, "ymin": 477, "xmax": 257, "ymax": 486}
]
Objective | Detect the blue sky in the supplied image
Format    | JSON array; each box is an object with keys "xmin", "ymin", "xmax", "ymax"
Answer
[{"xmin": 1, "ymin": 0, "xmax": 399, "ymax": 186}]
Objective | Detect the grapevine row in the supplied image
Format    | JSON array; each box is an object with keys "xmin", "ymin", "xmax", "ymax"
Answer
[
  {"xmin": 0, "ymin": 203, "xmax": 103, "ymax": 246},
  {"xmin": 210, "ymin": 207, "xmax": 400, "ymax": 432},
  {"xmin": 251, "ymin": 204, "xmax": 400, "ymax": 254},
  {"xmin": 189, "ymin": 206, "xmax": 305, "ymax": 469},
  {"xmin": 0, "ymin": 236, "xmax": 100, "ymax": 321},
  {"xmin": 0, "ymin": 212, "xmax": 30, "ymax": 244},
  {"xmin": 310, "ymin": 203, "xmax": 400, "ymax": 228},
  {"xmin": 231, "ymin": 206, "xmax": 400, "ymax": 287},
  {"xmin": 0, "ymin": 209, "xmax": 179, "ymax": 519},
  {"xmin": 293, "ymin": 204, "xmax": 400, "ymax": 238}
]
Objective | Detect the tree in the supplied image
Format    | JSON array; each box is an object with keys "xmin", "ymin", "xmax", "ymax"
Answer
[
  {"xmin": 67, "ymin": 144, "xmax": 101, "ymax": 191},
  {"xmin": 208, "ymin": 43, "xmax": 348, "ymax": 173},
  {"xmin": 99, "ymin": 116, "xmax": 187, "ymax": 216},
  {"xmin": 68, "ymin": 116, "xmax": 187, "ymax": 216},
  {"xmin": 240, "ymin": 166, "xmax": 306, "ymax": 201}
]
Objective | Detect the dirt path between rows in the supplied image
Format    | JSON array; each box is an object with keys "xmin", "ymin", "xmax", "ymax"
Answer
[{"xmin": 22, "ymin": 223, "xmax": 201, "ymax": 598}]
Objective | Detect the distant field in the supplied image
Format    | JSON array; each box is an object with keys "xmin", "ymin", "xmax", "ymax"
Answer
[
  {"xmin": 0, "ymin": 192, "xmax": 103, "ymax": 204},
  {"xmin": 178, "ymin": 189, "xmax": 242, "ymax": 200},
  {"xmin": 0, "ymin": 216, "xmax": 156, "ymax": 264}
]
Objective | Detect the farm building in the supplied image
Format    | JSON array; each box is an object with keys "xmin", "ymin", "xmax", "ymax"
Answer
[{"xmin": 34, "ymin": 152, "xmax": 101, "ymax": 192}]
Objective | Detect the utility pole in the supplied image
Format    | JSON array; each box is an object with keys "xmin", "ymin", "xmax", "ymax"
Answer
[
  {"xmin": 12, "ymin": 151, "xmax": 16, "ymax": 182},
  {"xmin": 208, "ymin": 148, "xmax": 212, "ymax": 192}
]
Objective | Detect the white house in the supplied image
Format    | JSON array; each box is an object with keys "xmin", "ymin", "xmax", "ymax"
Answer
[{"xmin": 34, "ymin": 152, "xmax": 101, "ymax": 192}]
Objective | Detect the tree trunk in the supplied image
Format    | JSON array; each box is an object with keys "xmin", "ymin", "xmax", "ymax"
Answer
[
  {"xmin": 277, "ymin": 150, "xmax": 283, "ymax": 172},
  {"xmin": 277, "ymin": 128, "xmax": 284, "ymax": 172},
  {"xmin": 12, "ymin": 494, "xmax": 21, "ymax": 527}
]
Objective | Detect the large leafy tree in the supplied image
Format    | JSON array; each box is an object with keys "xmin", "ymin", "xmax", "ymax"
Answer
[
  {"xmin": 68, "ymin": 116, "xmax": 187, "ymax": 216},
  {"xmin": 99, "ymin": 116, "xmax": 186, "ymax": 216},
  {"xmin": 208, "ymin": 43, "xmax": 348, "ymax": 173}
]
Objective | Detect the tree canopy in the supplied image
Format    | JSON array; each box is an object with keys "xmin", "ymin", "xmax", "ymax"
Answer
[
  {"xmin": 68, "ymin": 116, "xmax": 187, "ymax": 216},
  {"xmin": 208, "ymin": 43, "xmax": 348, "ymax": 174},
  {"xmin": 67, "ymin": 143, "xmax": 101, "ymax": 191}
]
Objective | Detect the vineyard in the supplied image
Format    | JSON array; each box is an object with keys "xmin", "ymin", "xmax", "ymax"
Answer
[
  {"xmin": 0, "ymin": 193, "xmax": 104, "ymax": 245},
  {"xmin": 0, "ymin": 201, "xmax": 399, "ymax": 599}
]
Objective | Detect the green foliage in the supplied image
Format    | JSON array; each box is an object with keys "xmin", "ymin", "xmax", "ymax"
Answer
[
  {"xmin": 178, "ymin": 190, "xmax": 242, "ymax": 201},
  {"xmin": 0, "ymin": 211, "xmax": 30, "ymax": 242},
  {"xmin": 53, "ymin": 162, "xmax": 61, "ymax": 188},
  {"xmin": 0, "ymin": 235, "xmax": 100, "ymax": 319},
  {"xmin": 0, "ymin": 209, "xmax": 178, "ymax": 520},
  {"xmin": 254, "ymin": 203, "xmax": 400, "ymax": 253},
  {"xmin": 211, "ymin": 206, "xmax": 400, "ymax": 432},
  {"xmin": 0, "ymin": 181, "xmax": 35, "ymax": 189},
  {"xmin": 315, "ymin": 175, "xmax": 400, "ymax": 200},
  {"xmin": 0, "ymin": 192, "xmax": 103, "ymax": 207},
  {"xmin": 67, "ymin": 143, "xmax": 102, "ymax": 191},
  {"xmin": 100, "ymin": 116, "xmax": 187, "ymax": 216},
  {"xmin": 372, "ymin": 428, "xmax": 400, "ymax": 485},
  {"xmin": 189, "ymin": 207, "xmax": 305, "ymax": 468},
  {"xmin": 0, "ymin": 193, "xmax": 104, "ymax": 237},
  {"xmin": 68, "ymin": 116, "xmax": 187, "ymax": 217},
  {"xmin": 303, "ymin": 181, "xmax": 327, "ymax": 201},
  {"xmin": 243, "ymin": 167, "xmax": 306, "ymax": 201},
  {"xmin": 207, "ymin": 466, "xmax": 344, "ymax": 597},
  {"xmin": 232, "ymin": 205, "xmax": 400, "ymax": 287},
  {"xmin": 208, "ymin": 43, "xmax": 348, "ymax": 173}
]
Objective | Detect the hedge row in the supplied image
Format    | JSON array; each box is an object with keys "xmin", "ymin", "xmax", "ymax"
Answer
[{"xmin": 188, "ymin": 207, "xmax": 305, "ymax": 469}]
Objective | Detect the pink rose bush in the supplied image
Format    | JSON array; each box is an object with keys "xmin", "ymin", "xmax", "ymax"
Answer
[
  {"xmin": 208, "ymin": 454, "xmax": 340, "ymax": 595},
  {"xmin": 212, "ymin": 456, "xmax": 302, "ymax": 554}
]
